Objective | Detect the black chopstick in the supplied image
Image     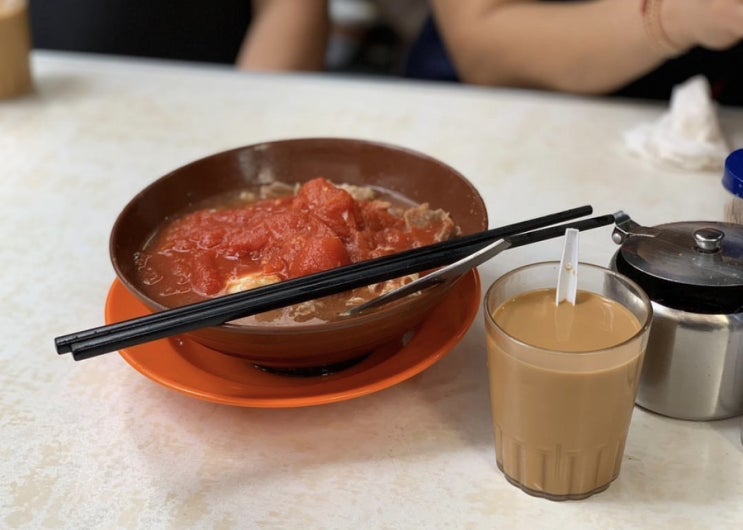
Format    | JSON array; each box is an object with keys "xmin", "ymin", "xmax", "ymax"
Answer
[
  {"xmin": 55, "ymin": 205, "xmax": 592, "ymax": 356},
  {"xmin": 56, "ymin": 205, "xmax": 601, "ymax": 361}
]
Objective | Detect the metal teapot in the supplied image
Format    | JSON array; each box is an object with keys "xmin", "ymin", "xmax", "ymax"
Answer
[{"xmin": 610, "ymin": 213, "xmax": 743, "ymax": 420}]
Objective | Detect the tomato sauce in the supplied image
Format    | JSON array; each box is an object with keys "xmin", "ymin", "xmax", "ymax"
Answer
[{"xmin": 135, "ymin": 178, "xmax": 456, "ymax": 322}]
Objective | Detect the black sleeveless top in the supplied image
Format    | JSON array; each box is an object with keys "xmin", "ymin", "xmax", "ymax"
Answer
[{"xmin": 405, "ymin": 11, "xmax": 743, "ymax": 106}]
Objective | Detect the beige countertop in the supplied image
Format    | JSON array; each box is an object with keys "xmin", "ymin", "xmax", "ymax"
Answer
[{"xmin": 1, "ymin": 51, "xmax": 742, "ymax": 529}]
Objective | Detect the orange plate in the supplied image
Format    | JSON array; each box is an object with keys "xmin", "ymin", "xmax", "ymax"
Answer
[{"xmin": 106, "ymin": 270, "xmax": 480, "ymax": 408}]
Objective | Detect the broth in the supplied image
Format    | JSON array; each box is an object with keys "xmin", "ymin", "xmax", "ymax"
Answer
[{"xmin": 135, "ymin": 178, "xmax": 458, "ymax": 324}]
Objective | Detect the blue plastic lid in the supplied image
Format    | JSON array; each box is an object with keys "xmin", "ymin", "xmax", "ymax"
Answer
[{"xmin": 723, "ymin": 150, "xmax": 743, "ymax": 198}]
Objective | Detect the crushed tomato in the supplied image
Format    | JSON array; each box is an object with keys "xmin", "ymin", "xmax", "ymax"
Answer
[{"xmin": 136, "ymin": 178, "xmax": 455, "ymax": 305}]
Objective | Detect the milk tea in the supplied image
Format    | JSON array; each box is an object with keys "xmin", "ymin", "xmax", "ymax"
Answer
[{"xmin": 485, "ymin": 287, "xmax": 646, "ymax": 500}]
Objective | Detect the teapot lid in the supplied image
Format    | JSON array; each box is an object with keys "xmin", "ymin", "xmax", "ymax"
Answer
[
  {"xmin": 612, "ymin": 215, "xmax": 743, "ymax": 313},
  {"xmin": 617, "ymin": 221, "xmax": 743, "ymax": 288}
]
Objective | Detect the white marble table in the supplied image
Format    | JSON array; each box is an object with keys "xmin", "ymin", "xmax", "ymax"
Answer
[{"xmin": 1, "ymin": 51, "xmax": 741, "ymax": 529}]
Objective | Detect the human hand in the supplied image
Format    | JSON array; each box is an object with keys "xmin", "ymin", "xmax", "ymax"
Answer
[{"xmin": 664, "ymin": 0, "xmax": 743, "ymax": 50}]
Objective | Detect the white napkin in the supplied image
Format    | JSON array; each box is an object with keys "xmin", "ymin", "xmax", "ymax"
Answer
[{"xmin": 624, "ymin": 75, "xmax": 729, "ymax": 171}]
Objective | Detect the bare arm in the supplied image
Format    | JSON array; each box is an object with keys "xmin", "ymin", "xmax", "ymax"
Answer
[
  {"xmin": 429, "ymin": 0, "xmax": 743, "ymax": 94},
  {"xmin": 237, "ymin": 0, "xmax": 329, "ymax": 71}
]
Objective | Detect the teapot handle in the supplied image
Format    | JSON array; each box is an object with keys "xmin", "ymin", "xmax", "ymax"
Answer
[{"xmin": 611, "ymin": 211, "xmax": 661, "ymax": 244}]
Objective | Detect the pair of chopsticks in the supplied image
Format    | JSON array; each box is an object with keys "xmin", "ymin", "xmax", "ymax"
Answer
[{"xmin": 55, "ymin": 205, "xmax": 616, "ymax": 361}]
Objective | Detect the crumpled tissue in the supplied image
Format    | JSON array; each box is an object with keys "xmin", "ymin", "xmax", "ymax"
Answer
[{"xmin": 624, "ymin": 75, "xmax": 729, "ymax": 171}]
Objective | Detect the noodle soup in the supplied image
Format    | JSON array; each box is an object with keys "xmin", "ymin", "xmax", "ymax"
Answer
[{"xmin": 135, "ymin": 178, "xmax": 459, "ymax": 324}]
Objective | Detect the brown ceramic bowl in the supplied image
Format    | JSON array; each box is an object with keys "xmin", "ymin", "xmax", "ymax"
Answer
[{"xmin": 110, "ymin": 138, "xmax": 488, "ymax": 372}]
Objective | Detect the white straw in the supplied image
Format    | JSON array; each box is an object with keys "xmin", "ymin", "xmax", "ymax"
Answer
[{"xmin": 555, "ymin": 228, "xmax": 579, "ymax": 306}]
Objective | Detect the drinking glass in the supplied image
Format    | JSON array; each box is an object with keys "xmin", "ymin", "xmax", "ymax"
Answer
[
  {"xmin": 484, "ymin": 261, "xmax": 652, "ymax": 500},
  {"xmin": 0, "ymin": 0, "xmax": 32, "ymax": 100}
]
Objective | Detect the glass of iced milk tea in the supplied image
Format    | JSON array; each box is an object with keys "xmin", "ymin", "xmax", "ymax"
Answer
[{"xmin": 484, "ymin": 262, "xmax": 652, "ymax": 500}]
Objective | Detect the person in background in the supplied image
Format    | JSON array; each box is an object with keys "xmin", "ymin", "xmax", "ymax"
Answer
[
  {"xmin": 30, "ymin": 0, "xmax": 415, "ymax": 76},
  {"xmin": 412, "ymin": 0, "xmax": 743, "ymax": 105},
  {"xmin": 240, "ymin": 0, "xmax": 743, "ymax": 105},
  {"xmin": 237, "ymin": 0, "xmax": 426, "ymax": 74},
  {"xmin": 237, "ymin": 0, "xmax": 330, "ymax": 71}
]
